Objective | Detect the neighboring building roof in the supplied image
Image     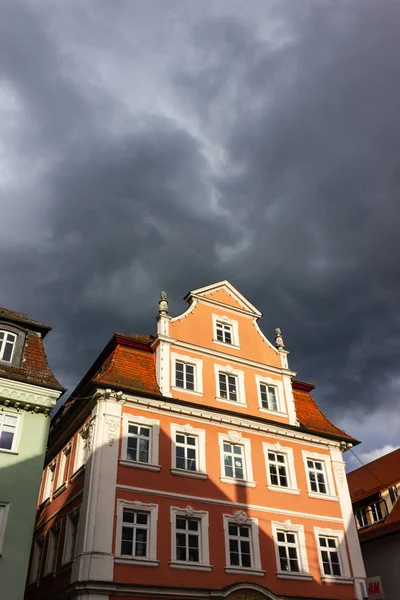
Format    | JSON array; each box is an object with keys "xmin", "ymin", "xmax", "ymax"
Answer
[
  {"xmin": 59, "ymin": 334, "xmax": 356, "ymax": 444},
  {"xmin": 0, "ymin": 306, "xmax": 64, "ymax": 392},
  {"xmin": 347, "ymin": 447, "xmax": 400, "ymax": 503},
  {"xmin": 0, "ymin": 306, "xmax": 51, "ymax": 335}
]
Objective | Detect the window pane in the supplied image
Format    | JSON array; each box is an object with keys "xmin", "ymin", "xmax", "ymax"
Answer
[
  {"xmin": 228, "ymin": 524, "xmax": 238, "ymax": 536},
  {"xmin": 0, "ymin": 431, "xmax": 14, "ymax": 450},
  {"xmin": 123, "ymin": 510, "xmax": 135, "ymax": 523},
  {"xmin": 136, "ymin": 513, "xmax": 148, "ymax": 525}
]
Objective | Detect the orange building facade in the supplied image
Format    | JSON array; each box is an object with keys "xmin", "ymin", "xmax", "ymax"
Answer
[{"xmin": 25, "ymin": 281, "xmax": 367, "ymax": 600}]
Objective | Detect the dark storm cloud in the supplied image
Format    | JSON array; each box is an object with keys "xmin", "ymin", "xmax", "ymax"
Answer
[{"xmin": 1, "ymin": 0, "xmax": 400, "ymax": 454}]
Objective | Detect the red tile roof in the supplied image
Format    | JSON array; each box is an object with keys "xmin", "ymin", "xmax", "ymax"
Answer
[{"xmin": 347, "ymin": 448, "xmax": 400, "ymax": 502}]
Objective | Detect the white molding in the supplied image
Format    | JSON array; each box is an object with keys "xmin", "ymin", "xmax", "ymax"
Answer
[
  {"xmin": 156, "ymin": 339, "xmax": 171, "ymax": 397},
  {"xmin": 0, "ymin": 377, "xmax": 61, "ymax": 414},
  {"xmin": 313, "ymin": 526, "xmax": 351, "ymax": 580},
  {"xmin": 271, "ymin": 520, "xmax": 310, "ymax": 577},
  {"xmin": 170, "ymin": 422, "xmax": 206, "ymax": 475},
  {"xmin": 116, "ymin": 499, "xmax": 159, "ymax": 563},
  {"xmin": 115, "ymin": 557, "xmax": 159, "ymax": 567},
  {"xmin": 121, "ymin": 414, "xmax": 160, "ymax": 466},
  {"xmin": 62, "ymin": 507, "xmax": 80, "ymax": 565},
  {"xmin": 255, "ymin": 375, "xmax": 288, "ymax": 418},
  {"xmin": 282, "ymin": 373, "xmax": 298, "ymax": 426},
  {"xmin": 214, "ymin": 363, "xmax": 246, "ymax": 405},
  {"xmin": 121, "ymin": 392, "xmax": 344, "ymax": 450},
  {"xmin": 218, "ymin": 432, "xmax": 254, "ymax": 485},
  {"xmin": 263, "ymin": 442, "xmax": 299, "ymax": 493},
  {"xmin": 119, "ymin": 460, "xmax": 161, "ymax": 472},
  {"xmin": 223, "ymin": 513, "xmax": 262, "ymax": 572},
  {"xmin": 55, "ymin": 448, "xmax": 67, "ymax": 491},
  {"xmin": 171, "ymin": 468, "xmax": 208, "ymax": 480},
  {"xmin": 0, "ymin": 502, "xmax": 10, "ymax": 555},
  {"xmin": 0, "ymin": 408, "xmax": 23, "ymax": 454},
  {"xmin": 169, "ymin": 298, "xmax": 198, "ymax": 323},
  {"xmin": 170, "ymin": 506, "xmax": 210, "ymax": 567},
  {"xmin": 117, "ymin": 483, "xmax": 344, "ymax": 522},
  {"xmin": 276, "ymin": 573, "xmax": 313, "ymax": 581},
  {"xmin": 212, "ymin": 314, "xmax": 240, "ymax": 348},
  {"xmin": 185, "ymin": 280, "xmax": 262, "ymax": 317},
  {"xmin": 302, "ymin": 450, "xmax": 337, "ymax": 499},
  {"xmin": 171, "ymin": 352, "xmax": 203, "ymax": 395},
  {"xmin": 330, "ymin": 448, "xmax": 366, "ymax": 599}
]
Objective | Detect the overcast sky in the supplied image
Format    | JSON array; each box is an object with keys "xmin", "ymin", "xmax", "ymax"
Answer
[{"xmin": 1, "ymin": 0, "xmax": 400, "ymax": 470}]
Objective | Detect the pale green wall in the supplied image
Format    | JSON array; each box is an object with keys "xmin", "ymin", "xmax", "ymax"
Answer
[{"xmin": 0, "ymin": 409, "xmax": 50, "ymax": 600}]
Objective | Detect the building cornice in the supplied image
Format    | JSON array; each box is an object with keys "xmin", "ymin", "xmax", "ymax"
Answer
[{"xmin": 0, "ymin": 376, "xmax": 61, "ymax": 415}]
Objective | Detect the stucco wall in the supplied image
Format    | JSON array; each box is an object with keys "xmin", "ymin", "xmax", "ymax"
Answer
[
  {"xmin": 362, "ymin": 533, "xmax": 400, "ymax": 600},
  {"xmin": 0, "ymin": 409, "xmax": 50, "ymax": 600}
]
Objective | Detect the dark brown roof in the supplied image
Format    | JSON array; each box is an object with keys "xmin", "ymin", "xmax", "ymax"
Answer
[
  {"xmin": 0, "ymin": 306, "xmax": 51, "ymax": 334},
  {"xmin": 347, "ymin": 448, "xmax": 400, "ymax": 502}
]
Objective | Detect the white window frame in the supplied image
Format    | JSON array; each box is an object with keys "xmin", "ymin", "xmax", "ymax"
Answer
[
  {"xmin": 0, "ymin": 330, "xmax": 17, "ymax": 362},
  {"xmin": 302, "ymin": 451, "xmax": 337, "ymax": 501},
  {"xmin": 255, "ymin": 375, "xmax": 287, "ymax": 416},
  {"xmin": 0, "ymin": 502, "xmax": 10, "ymax": 556},
  {"xmin": 29, "ymin": 535, "xmax": 45, "ymax": 583},
  {"xmin": 263, "ymin": 443, "xmax": 299, "ymax": 494},
  {"xmin": 170, "ymin": 423, "xmax": 207, "ymax": 479},
  {"xmin": 212, "ymin": 314, "xmax": 240, "ymax": 348},
  {"xmin": 223, "ymin": 513, "xmax": 263, "ymax": 576},
  {"xmin": 55, "ymin": 449, "xmax": 67, "ymax": 493},
  {"xmin": 120, "ymin": 415, "xmax": 160, "ymax": 472},
  {"xmin": 271, "ymin": 521, "xmax": 311, "ymax": 581},
  {"xmin": 44, "ymin": 524, "xmax": 60, "ymax": 575},
  {"xmin": 115, "ymin": 499, "xmax": 159, "ymax": 567},
  {"xmin": 170, "ymin": 506, "xmax": 211, "ymax": 571},
  {"xmin": 73, "ymin": 430, "xmax": 86, "ymax": 474},
  {"xmin": 313, "ymin": 527, "xmax": 352, "ymax": 583},
  {"xmin": 214, "ymin": 364, "xmax": 246, "ymax": 406},
  {"xmin": 62, "ymin": 507, "xmax": 80, "ymax": 565},
  {"xmin": 42, "ymin": 460, "xmax": 57, "ymax": 502},
  {"xmin": 171, "ymin": 353, "xmax": 203, "ymax": 397},
  {"xmin": 0, "ymin": 410, "xmax": 22, "ymax": 454},
  {"xmin": 355, "ymin": 507, "xmax": 368, "ymax": 529},
  {"xmin": 218, "ymin": 432, "xmax": 255, "ymax": 487}
]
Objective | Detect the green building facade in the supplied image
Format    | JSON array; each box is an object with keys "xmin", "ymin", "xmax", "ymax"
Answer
[{"xmin": 0, "ymin": 308, "xmax": 63, "ymax": 600}]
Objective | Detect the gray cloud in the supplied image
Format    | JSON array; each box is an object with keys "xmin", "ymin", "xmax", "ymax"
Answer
[{"xmin": 1, "ymin": 0, "xmax": 400, "ymax": 455}]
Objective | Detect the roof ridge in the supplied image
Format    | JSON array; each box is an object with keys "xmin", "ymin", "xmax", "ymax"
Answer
[{"xmin": 348, "ymin": 446, "xmax": 400, "ymax": 476}]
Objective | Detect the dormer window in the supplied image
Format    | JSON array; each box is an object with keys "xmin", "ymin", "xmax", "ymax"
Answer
[{"xmin": 0, "ymin": 331, "xmax": 17, "ymax": 363}]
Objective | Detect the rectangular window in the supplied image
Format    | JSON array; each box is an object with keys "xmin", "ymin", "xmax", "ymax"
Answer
[
  {"xmin": 29, "ymin": 537, "xmax": 44, "ymax": 583},
  {"xmin": 276, "ymin": 530, "xmax": 300, "ymax": 573},
  {"xmin": 175, "ymin": 433, "xmax": 197, "ymax": 471},
  {"xmin": 176, "ymin": 516, "xmax": 200, "ymax": 562},
  {"xmin": 0, "ymin": 331, "xmax": 17, "ymax": 362},
  {"xmin": 0, "ymin": 413, "xmax": 19, "ymax": 451},
  {"xmin": 260, "ymin": 384, "xmax": 278, "ymax": 411},
  {"xmin": 267, "ymin": 452, "xmax": 289, "ymax": 487},
  {"xmin": 55, "ymin": 452, "xmax": 66, "ymax": 491},
  {"xmin": 42, "ymin": 462, "xmax": 56, "ymax": 501},
  {"xmin": 223, "ymin": 443, "xmax": 245, "ymax": 480},
  {"xmin": 219, "ymin": 373, "xmax": 238, "ymax": 401},
  {"xmin": 307, "ymin": 459, "xmax": 327, "ymax": 494},
  {"xmin": 216, "ymin": 322, "xmax": 233, "ymax": 345},
  {"xmin": 370, "ymin": 501, "xmax": 384, "ymax": 523},
  {"xmin": 228, "ymin": 522, "xmax": 252, "ymax": 568},
  {"xmin": 175, "ymin": 361, "xmax": 195, "ymax": 391},
  {"xmin": 45, "ymin": 527, "xmax": 60, "ymax": 574},
  {"xmin": 121, "ymin": 509, "xmax": 149, "ymax": 558},
  {"xmin": 389, "ymin": 486, "xmax": 398, "ymax": 505},
  {"xmin": 63, "ymin": 509, "xmax": 80, "ymax": 564},
  {"xmin": 127, "ymin": 424, "xmax": 151, "ymax": 463},
  {"xmin": 318, "ymin": 536, "xmax": 341, "ymax": 576},
  {"xmin": 355, "ymin": 507, "xmax": 368, "ymax": 529}
]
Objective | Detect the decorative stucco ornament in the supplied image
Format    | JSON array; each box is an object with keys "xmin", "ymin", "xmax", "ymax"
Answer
[
  {"xmin": 159, "ymin": 291, "xmax": 169, "ymax": 315},
  {"xmin": 227, "ymin": 430, "xmax": 242, "ymax": 443},
  {"xmin": 275, "ymin": 327, "xmax": 284, "ymax": 350},
  {"xmin": 232, "ymin": 510, "xmax": 249, "ymax": 524},
  {"xmin": 184, "ymin": 506, "xmax": 195, "ymax": 517}
]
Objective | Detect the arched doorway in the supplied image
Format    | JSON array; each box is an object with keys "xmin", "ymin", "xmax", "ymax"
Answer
[{"xmin": 225, "ymin": 584, "xmax": 276, "ymax": 600}]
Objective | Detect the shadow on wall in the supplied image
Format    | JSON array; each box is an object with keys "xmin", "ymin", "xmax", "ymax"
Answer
[{"xmin": 22, "ymin": 424, "xmax": 358, "ymax": 600}]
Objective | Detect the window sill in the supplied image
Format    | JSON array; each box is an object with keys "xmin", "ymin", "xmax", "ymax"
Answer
[
  {"xmin": 276, "ymin": 572, "xmax": 313, "ymax": 581},
  {"xmin": 170, "ymin": 468, "xmax": 208, "ymax": 480},
  {"xmin": 308, "ymin": 492, "xmax": 338, "ymax": 502},
  {"xmin": 213, "ymin": 339, "xmax": 241, "ymax": 350},
  {"xmin": 53, "ymin": 483, "xmax": 67, "ymax": 498},
  {"xmin": 115, "ymin": 557, "xmax": 159, "ymax": 567},
  {"xmin": 225, "ymin": 567, "xmax": 264, "ymax": 577},
  {"xmin": 169, "ymin": 561, "xmax": 212, "ymax": 572},
  {"xmin": 259, "ymin": 407, "xmax": 288, "ymax": 418},
  {"xmin": 39, "ymin": 497, "xmax": 51, "ymax": 509},
  {"xmin": 321, "ymin": 575, "xmax": 353, "ymax": 585},
  {"xmin": 171, "ymin": 386, "xmax": 203, "ymax": 398},
  {"xmin": 119, "ymin": 460, "xmax": 161, "ymax": 472},
  {"xmin": 0, "ymin": 448, "xmax": 18, "ymax": 455},
  {"xmin": 216, "ymin": 397, "xmax": 247, "ymax": 408},
  {"xmin": 220, "ymin": 477, "xmax": 256, "ymax": 488},
  {"xmin": 267, "ymin": 485, "xmax": 300, "ymax": 495},
  {"xmin": 70, "ymin": 465, "xmax": 85, "ymax": 482}
]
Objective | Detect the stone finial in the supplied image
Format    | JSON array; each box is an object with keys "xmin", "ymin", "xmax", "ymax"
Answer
[
  {"xmin": 275, "ymin": 327, "xmax": 284, "ymax": 350},
  {"xmin": 159, "ymin": 291, "xmax": 168, "ymax": 315}
]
